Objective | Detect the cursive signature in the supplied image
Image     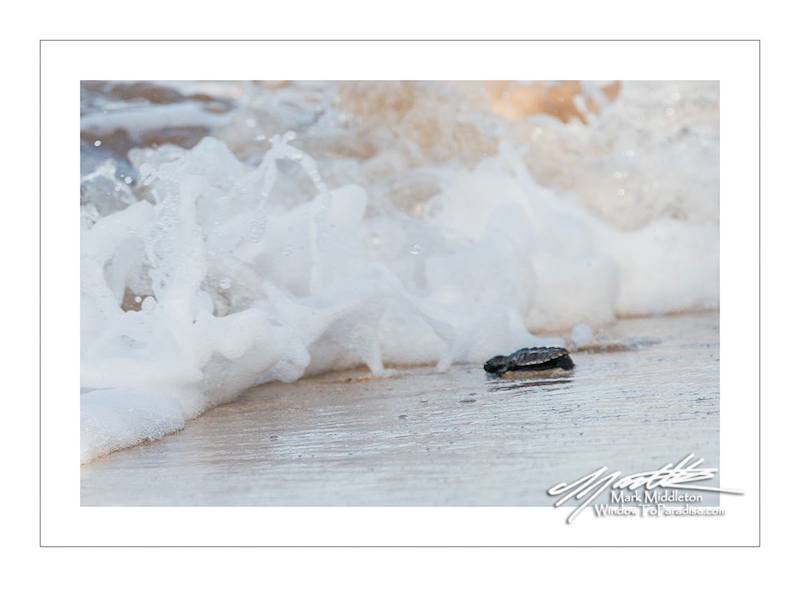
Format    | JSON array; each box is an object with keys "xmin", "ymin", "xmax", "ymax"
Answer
[{"xmin": 547, "ymin": 454, "xmax": 743, "ymax": 523}]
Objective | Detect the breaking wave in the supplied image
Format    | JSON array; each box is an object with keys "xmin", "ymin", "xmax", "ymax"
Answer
[{"xmin": 80, "ymin": 81, "xmax": 719, "ymax": 462}]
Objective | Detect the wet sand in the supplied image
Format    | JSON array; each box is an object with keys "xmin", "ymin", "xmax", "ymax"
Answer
[{"xmin": 81, "ymin": 312, "xmax": 719, "ymax": 506}]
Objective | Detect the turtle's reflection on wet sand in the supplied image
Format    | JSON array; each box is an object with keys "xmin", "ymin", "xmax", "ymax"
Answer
[{"xmin": 487, "ymin": 375, "xmax": 574, "ymax": 393}]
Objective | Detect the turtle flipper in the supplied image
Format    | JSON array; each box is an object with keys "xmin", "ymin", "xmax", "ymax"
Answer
[{"xmin": 556, "ymin": 354, "xmax": 575, "ymax": 370}]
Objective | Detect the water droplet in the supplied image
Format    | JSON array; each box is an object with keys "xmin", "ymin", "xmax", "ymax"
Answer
[
  {"xmin": 219, "ymin": 277, "xmax": 231, "ymax": 290},
  {"xmin": 616, "ymin": 188, "xmax": 626, "ymax": 197},
  {"xmin": 256, "ymin": 133, "xmax": 267, "ymax": 141},
  {"xmin": 141, "ymin": 296, "xmax": 156, "ymax": 312},
  {"xmin": 408, "ymin": 243, "xmax": 423, "ymax": 255},
  {"xmin": 284, "ymin": 131, "xmax": 296, "ymax": 141},
  {"xmin": 123, "ymin": 176, "xmax": 133, "ymax": 185},
  {"xmin": 93, "ymin": 140, "xmax": 102, "ymax": 147},
  {"xmin": 134, "ymin": 295, "xmax": 142, "ymax": 304}
]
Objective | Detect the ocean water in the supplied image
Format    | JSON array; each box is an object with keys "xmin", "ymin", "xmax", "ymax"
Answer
[{"xmin": 80, "ymin": 81, "xmax": 719, "ymax": 463}]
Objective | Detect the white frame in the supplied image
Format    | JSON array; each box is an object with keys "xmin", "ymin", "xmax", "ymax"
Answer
[{"xmin": 40, "ymin": 40, "xmax": 759, "ymax": 546}]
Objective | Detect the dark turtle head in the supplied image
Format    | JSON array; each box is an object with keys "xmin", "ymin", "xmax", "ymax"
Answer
[{"xmin": 484, "ymin": 355, "xmax": 512, "ymax": 375}]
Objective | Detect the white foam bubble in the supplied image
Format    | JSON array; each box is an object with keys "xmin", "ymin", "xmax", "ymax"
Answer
[{"xmin": 571, "ymin": 324, "xmax": 594, "ymax": 347}]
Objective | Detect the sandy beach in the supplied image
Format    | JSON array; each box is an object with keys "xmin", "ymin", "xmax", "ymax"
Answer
[{"xmin": 81, "ymin": 311, "xmax": 719, "ymax": 506}]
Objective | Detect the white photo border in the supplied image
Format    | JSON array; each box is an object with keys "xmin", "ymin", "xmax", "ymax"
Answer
[{"xmin": 40, "ymin": 39, "xmax": 760, "ymax": 547}]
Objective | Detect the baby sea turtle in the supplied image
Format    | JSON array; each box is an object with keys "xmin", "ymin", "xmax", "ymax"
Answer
[{"xmin": 483, "ymin": 347, "xmax": 574, "ymax": 376}]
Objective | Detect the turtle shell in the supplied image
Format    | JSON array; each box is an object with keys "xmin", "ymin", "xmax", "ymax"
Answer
[{"xmin": 510, "ymin": 347, "xmax": 571, "ymax": 368}]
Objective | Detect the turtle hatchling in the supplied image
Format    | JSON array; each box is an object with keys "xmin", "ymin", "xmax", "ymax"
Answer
[{"xmin": 483, "ymin": 347, "xmax": 574, "ymax": 376}]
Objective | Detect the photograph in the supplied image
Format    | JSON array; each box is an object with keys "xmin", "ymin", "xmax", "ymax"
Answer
[
  {"xmin": 78, "ymin": 79, "xmax": 721, "ymax": 507},
  {"xmin": 16, "ymin": 12, "xmax": 793, "ymax": 604}
]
